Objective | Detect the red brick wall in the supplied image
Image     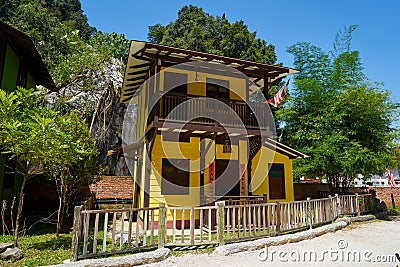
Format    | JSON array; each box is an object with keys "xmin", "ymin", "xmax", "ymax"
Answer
[
  {"xmin": 90, "ymin": 176, "xmax": 134, "ymax": 199},
  {"xmin": 294, "ymin": 183, "xmax": 400, "ymax": 206},
  {"xmin": 369, "ymin": 187, "xmax": 400, "ymax": 207}
]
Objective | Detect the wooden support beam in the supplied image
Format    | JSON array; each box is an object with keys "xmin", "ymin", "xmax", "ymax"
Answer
[{"xmin": 263, "ymin": 77, "xmax": 269, "ymax": 100}]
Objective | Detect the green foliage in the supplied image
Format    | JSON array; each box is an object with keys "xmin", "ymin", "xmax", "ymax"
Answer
[
  {"xmin": 0, "ymin": 88, "xmax": 99, "ymax": 239},
  {"xmin": 1, "ymin": 0, "xmax": 94, "ymax": 39},
  {"xmin": 0, "ymin": 0, "xmax": 18, "ymax": 23},
  {"xmin": 39, "ymin": 0, "xmax": 95, "ymax": 39},
  {"xmin": 90, "ymin": 31, "xmax": 130, "ymax": 61},
  {"xmin": 280, "ymin": 26, "xmax": 399, "ymax": 192},
  {"xmin": 148, "ymin": 5, "xmax": 277, "ymax": 64}
]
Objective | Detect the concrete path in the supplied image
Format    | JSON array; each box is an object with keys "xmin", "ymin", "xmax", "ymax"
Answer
[{"xmin": 144, "ymin": 220, "xmax": 400, "ymax": 267}]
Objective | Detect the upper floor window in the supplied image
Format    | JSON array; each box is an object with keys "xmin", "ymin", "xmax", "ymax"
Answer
[
  {"xmin": 164, "ymin": 71, "xmax": 187, "ymax": 94},
  {"xmin": 206, "ymin": 78, "xmax": 230, "ymax": 99}
]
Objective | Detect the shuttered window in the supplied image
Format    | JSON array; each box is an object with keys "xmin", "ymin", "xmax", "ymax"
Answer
[
  {"xmin": 161, "ymin": 158, "xmax": 190, "ymax": 195},
  {"xmin": 164, "ymin": 72, "xmax": 187, "ymax": 94},
  {"xmin": 268, "ymin": 164, "xmax": 285, "ymax": 199}
]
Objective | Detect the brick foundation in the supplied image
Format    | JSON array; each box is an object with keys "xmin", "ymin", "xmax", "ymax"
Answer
[
  {"xmin": 90, "ymin": 176, "xmax": 134, "ymax": 200},
  {"xmin": 369, "ymin": 187, "xmax": 400, "ymax": 207}
]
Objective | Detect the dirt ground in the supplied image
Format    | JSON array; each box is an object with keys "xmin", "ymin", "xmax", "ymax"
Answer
[{"xmin": 144, "ymin": 220, "xmax": 400, "ymax": 267}]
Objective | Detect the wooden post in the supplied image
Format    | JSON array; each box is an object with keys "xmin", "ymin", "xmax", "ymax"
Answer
[
  {"xmin": 307, "ymin": 197, "xmax": 312, "ymax": 230},
  {"xmin": 70, "ymin": 205, "xmax": 82, "ymax": 262},
  {"xmin": 190, "ymin": 207, "xmax": 195, "ymax": 245},
  {"xmin": 216, "ymin": 201, "xmax": 225, "ymax": 246},
  {"xmin": 263, "ymin": 77, "xmax": 269, "ymax": 100},
  {"xmin": 355, "ymin": 193, "xmax": 360, "ymax": 216},
  {"xmin": 263, "ymin": 194, "xmax": 268, "ymax": 203},
  {"xmin": 158, "ymin": 204, "xmax": 166, "ymax": 249},
  {"xmin": 328, "ymin": 195, "xmax": 335, "ymax": 222},
  {"xmin": 391, "ymin": 193, "xmax": 396, "ymax": 210},
  {"xmin": 335, "ymin": 194, "xmax": 340, "ymax": 216},
  {"xmin": 275, "ymin": 201, "xmax": 281, "ymax": 236}
]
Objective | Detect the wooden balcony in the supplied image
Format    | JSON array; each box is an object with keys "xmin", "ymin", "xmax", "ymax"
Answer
[{"xmin": 148, "ymin": 93, "xmax": 272, "ymax": 134}]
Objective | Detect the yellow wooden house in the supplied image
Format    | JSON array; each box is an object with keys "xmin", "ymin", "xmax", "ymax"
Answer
[{"xmin": 118, "ymin": 41, "xmax": 307, "ymax": 211}]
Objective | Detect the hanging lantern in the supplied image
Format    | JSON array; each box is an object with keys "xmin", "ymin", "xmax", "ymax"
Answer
[{"xmin": 223, "ymin": 136, "xmax": 232, "ymax": 153}]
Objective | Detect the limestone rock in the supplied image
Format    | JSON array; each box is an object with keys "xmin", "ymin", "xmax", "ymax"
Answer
[
  {"xmin": 44, "ymin": 58, "xmax": 132, "ymax": 176},
  {"xmin": 0, "ymin": 247, "xmax": 23, "ymax": 260},
  {"xmin": 0, "ymin": 243, "xmax": 12, "ymax": 253}
]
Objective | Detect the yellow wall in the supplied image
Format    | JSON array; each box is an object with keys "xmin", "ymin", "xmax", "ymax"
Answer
[
  {"xmin": 145, "ymin": 135, "xmax": 294, "ymax": 206},
  {"xmin": 150, "ymin": 134, "xmax": 201, "ymax": 208},
  {"xmin": 251, "ymin": 146, "xmax": 294, "ymax": 202}
]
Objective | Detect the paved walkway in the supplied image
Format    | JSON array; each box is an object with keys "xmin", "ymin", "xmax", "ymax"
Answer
[{"xmin": 144, "ymin": 220, "xmax": 400, "ymax": 267}]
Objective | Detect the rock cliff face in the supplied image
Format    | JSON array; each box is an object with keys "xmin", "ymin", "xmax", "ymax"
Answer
[{"xmin": 45, "ymin": 58, "xmax": 131, "ymax": 176}]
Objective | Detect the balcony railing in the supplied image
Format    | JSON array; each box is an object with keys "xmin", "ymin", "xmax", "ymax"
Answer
[{"xmin": 148, "ymin": 93, "xmax": 271, "ymax": 129}]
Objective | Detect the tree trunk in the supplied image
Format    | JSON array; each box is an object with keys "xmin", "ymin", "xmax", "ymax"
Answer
[
  {"xmin": 56, "ymin": 173, "xmax": 65, "ymax": 236},
  {"xmin": 56, "ymin": 195, "xmax": 63, "ymax": 236},
  {"xmin": 13, "ymin": 174, "xmax": 27, "ymax": 247}
]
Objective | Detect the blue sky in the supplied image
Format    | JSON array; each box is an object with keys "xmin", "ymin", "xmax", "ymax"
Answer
[{"xmin": 81, "ymin": 0, "xmax": 399, "ymax": 123}]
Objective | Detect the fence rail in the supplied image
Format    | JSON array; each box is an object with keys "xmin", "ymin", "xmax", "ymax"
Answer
[{"xmin": 71, "ymin": 194, "xmax": 373, "ymax": 261}]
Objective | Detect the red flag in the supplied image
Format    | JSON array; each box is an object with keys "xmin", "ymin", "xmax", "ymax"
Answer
[
  {"xmin": 265, "ymin": 79, "xmax": 290, "ymax": 107},
  {"xmin": 385, "ymin": 169, "xmax": 397, "ymax": 188}
]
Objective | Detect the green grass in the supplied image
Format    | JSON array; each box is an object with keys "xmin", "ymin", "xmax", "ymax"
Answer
[
  {"xmin": 388, "ymin": 206, "xmax": 400, "ymax": 214},
  {"xmin": 0, "ymin": 233, "xmax": 71, "ymax": 267}
]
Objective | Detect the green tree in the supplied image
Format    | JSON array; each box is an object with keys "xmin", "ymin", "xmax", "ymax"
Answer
[
  {"xmin": 0, "ymin": 88, "xmax": 52, "ymax": 246},
  {"xmin": 44, "ymin": 112, "xmax": 98, "ymax": 235},
  {"xmin": 148, "ymin": 5, "xmax": 277, "ymax": 64},
  {"xmin": 1, "ymin": 0, "xmax": 95, "ymax": 39},
  {"xmin": 40, "ymin": 0, "xmax": 96, "ymax": 39},
  {"xmin": 279, "ymin": 26, "xmax": 399, "ymax": 192},
  {"xmin": 0, "ymin": 88, "xmax": 99, "ymax": 243},
  {"xmin": 2, "ymin": 0, "xmax": 128, "ymax": 88}
]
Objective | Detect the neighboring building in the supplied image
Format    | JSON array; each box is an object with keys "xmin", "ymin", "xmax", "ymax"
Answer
[
  {"xmin": 353, "ymin": 171, "xmax": 400, "ymax": 187},
  {"xmin": 0, "ymin": 21, "xmax": 55, "ymax": 204},
  {"xmin": 353, "ymin": 175, "xmax": 390, "ymax": 187},
  {"xmin": 116, "ymin": 41, "xmax": 307, "ymax": 213}
]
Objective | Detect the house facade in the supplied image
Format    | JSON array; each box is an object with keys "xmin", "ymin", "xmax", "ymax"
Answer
[
  {"xmin": 0, "ymin": 21, "xmax": 55, "ymax": 204},
  {"xmin": 118, "ymin": 41, "xmax": 307, "ymax": 213}
]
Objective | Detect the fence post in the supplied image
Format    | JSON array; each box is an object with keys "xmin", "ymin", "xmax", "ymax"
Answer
[
  {"xmin": 307, "ymin": 197, "xmax": 312, "ymax": 230},
  {"xmin": 335, "ymin": 194, "xmax": 340, "ymax": 216},
  {"xmin": 276, "ymin": 201, "xmax": 281, "ymax": 236},
  {"xmin": 216, "ymin": 201, "xmax": 225, "ymax": 246},
  {"xmin": 391, "ymin": 193, "xmax": 396, "ymax": 210},
  {"xmin": 355, "ymin": 193, "xmax": 360, "ymax": 216},
  {"xmin": 158, "ymin": 203, "xmax": 166, "ymax": 249},
  {"xmin": 70, "ymin": 205, "xmax": 83, "ymax": 262},
  {"xmin": 328, "ymin": 195, "xmax": 335, "ymax": 223}
]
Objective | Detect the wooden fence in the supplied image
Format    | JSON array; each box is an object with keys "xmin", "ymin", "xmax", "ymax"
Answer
[
  {"xmin": 71, "ymin": 206, "xmax": 159, "ymax": 260},
  {"xmin": 71, "ymin": 194, "xmax": 373, "ymax": 261}
]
